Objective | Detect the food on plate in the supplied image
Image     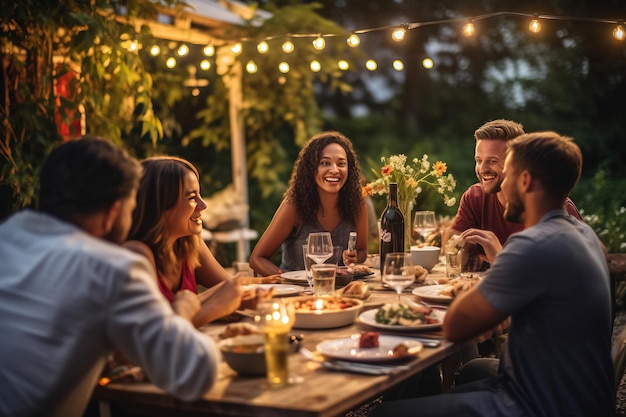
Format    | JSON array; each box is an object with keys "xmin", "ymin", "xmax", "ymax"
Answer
[
  {"xmin": 219, "ymin": 322, "xmax": 262, "ymax": 339},
  {"xmin": 414, "ymin": 265, "xmax": 427, "ymax": 280},
  {"xmin": 438, "ymin": 275, "xmax": 480, "ymax": 298},
  {"xmin": 391, "ymin": 342, "xmax": 422, "ymax": 357},
  {"xmin": 374, "ymin": 303, "xmax": 440, "ymax": 326},
  {"xmin": 337, "ymin": 264, "xmax": 372, "ymax": 276},
  {"xmin": 336, "ymin": 281, "xmax": 371, "ymax": 300},
  {"xmin": 239, "ymin": 286, "xmax": 276, "ymax": 310},
  {"xmin": 359, "ymin": 331, "xmax": 380, "ymax": 348},
  {"xmin": 237, "ymin": 275, "xmax": 283, "ymax": 285},
  {"xmin": 292, "ymin": 296, "xmax": 360, "ymax": 312}
]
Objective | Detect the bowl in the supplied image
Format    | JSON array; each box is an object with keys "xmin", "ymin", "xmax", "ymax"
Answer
[
  {"xmin": 410, "ymin": 245, "xmax": 440, "ymax": 271},
  {"xmin": 290, "ymin": 296, "xmax": 363, "ymax": 329},
  {"xmin": 218, "ymin": 334, "xmax": 301, "ymax": 376}
]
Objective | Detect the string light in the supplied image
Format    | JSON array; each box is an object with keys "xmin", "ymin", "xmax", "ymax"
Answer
[
  {"xmin": 614, "ymin": 24, "xmax": 625, "ymax": 41},
  {"xmin": 529, "ymin": 18, "xmax": 542, "ymax": 33},
  {"xmin": 200, "ymin": 60, "xmax": 211, "ymax": 71},
  {"xmin": 203, "ymin": 45, "xmax": 215, "ymax": 56},
  {"xmin": 392, "ymin": 60, "xmax": 404, "ymax": 71},
  {"xmin": 312, "ymin": 36, "xmax": 325, "ymax": 50},
  {"xmin": 392, "ymin": 26, "xmax": 407, "ymax": 42},
  {"xmin": 422, "ymin": 58, "xmax": 434, "ymax": 69},
  {"xmin": 365, "ymin": 59, "xmax": 377, "ymax": 71},
  {"xmin": 463, "ymin": 20, "xmax": 476, "ymax": 37},
  {"xmin": 177, "ymin": 44, "xmax": 189, "ymax": 56},
  {"xmin": 149, "ymin": 45, "xmax": 160, "ymax": 56},
  {"xmin": 231, "ymin": 43, "xmax": 243, "ymax": 55},
  {"xmin": 278, "ymin": 62, "xmax": 290, "ymax": 73},
  {"xmin": 347, "ymin": 33, "xmax": 360, "ymax": 47},
  {"xmin": 338, "ymin": 60, "xmax": 350, "ymax": 70},
  {"xmin": 166, "ymin": 57, "xmax": 176, "ymax": 68},
  {"xmin": 257, "ymin": 41, "xmax": 269, "ymax": 53},
  {"xmin": 246, "ymin": 60, "xmax": 258, "ymax": 73},
  {"xmin": 310, "ymin": 60, "xmax": 321, "ymax": 72},
  {"xmin": 281, "ymin": 40, "xmax": 295, "ymax": 53}
]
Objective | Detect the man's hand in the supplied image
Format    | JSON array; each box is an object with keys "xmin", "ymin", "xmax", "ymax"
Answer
[{"xmin": 459, "ymin": 228, "xmax": 503, "ymax": 264}]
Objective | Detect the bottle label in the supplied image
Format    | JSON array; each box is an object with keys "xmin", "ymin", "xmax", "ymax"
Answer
[{"xmin": 380, "ymin": 229, "xmax": 391, "ymax": 243}]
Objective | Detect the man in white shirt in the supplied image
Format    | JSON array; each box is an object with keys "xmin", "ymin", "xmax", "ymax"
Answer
[{"xmin": 0, "ymin": 136, "xmax": 220, "ymax": 417}]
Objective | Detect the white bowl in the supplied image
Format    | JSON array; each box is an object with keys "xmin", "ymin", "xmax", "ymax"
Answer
[
  {"xmin": 410, "ymin": 245, "xmax": 440, "ymax": 271},
  {"xmin": 290, "ymin": 296, "xmax": 363, "ymax": 329}
]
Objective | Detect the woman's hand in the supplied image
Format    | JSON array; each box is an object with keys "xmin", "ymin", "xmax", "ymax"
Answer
[
  {"xmin": 342, "ymin": 249, "xmax": 357, "ymax": 266},
  {"xmin": 171, "ymin": 290, "xmax": 201, "ymax": 322}
]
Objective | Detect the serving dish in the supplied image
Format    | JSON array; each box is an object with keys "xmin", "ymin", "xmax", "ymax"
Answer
[{"xmin": 290, "ymin": 296, "xmax": 364, "ymax": 329}]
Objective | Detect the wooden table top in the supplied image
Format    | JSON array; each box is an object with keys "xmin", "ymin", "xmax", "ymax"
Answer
[{"xmin": 94, "ymin": 265, "xmax": 460, "ymax": 417}]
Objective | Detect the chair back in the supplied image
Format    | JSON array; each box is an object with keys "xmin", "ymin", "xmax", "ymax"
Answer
[{"xmin": 612, "ymin": 326, "xmax": 626, "ymax": 390}]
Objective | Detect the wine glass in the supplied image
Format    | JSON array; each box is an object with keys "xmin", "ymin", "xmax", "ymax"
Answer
[
  {"xmin": 382, "ymin": 252, "xmax": 415, "ymax": 302},
  {"xmin": 306, "ymin": 232, "xmax": 333, "ymax": 265},
  {"xmin": 412, "ymin": 211, "xmax": 437, "ymax": 244}
]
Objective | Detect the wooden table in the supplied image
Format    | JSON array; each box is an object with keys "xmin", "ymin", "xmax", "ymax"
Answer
[{"xmin": 94, "ymin": 266, "xmax": 460, "ymax": 417}]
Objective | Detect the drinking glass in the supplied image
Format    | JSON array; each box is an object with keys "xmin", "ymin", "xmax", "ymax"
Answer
[
  {"xmin": 301, "ymin": 244, "xmax": 314, "ymax": 293},
  {"xmin": 306, "ymin": 232, "xmax": 333, "ymax": 265},
  {"xmin": 254, "ymin": 299, "xmax": 295, "ymax": 388},
  {"xmin": 412, "ymin": 211, "xmax": 437, "ymax": 244},
  {"xmin": 382, "ymin": 252, "xmax": 415, "ymax": 302},
  {"xmin": 311, "ymin": 263, "xmax": 337, "ymax": 297}
]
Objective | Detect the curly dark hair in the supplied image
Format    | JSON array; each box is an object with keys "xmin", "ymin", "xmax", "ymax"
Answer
[{"xmin": 285, "ymin": 131, "xmax": 363, "ymax": 225}]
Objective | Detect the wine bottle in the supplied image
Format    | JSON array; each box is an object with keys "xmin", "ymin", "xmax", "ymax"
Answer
[{"xmin": 379, "ymin": 182, "xmax": 405, "ymax": 268}]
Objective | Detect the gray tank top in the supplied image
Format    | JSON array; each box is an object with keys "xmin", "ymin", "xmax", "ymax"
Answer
[{"xmin": 280, "ymin": 219, "xmax": 356, "ymax": 271}]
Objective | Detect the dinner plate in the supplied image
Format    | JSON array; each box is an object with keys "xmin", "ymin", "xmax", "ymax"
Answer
[
  {"xmin": 358, "ymin": 308, "xmax": 445, "ymax": 331},
  {"xmin": 280, "ymin": 270, "xmax": 308, "ymax": 282},
  {"xmin": 412, "ymin": 285, "xmax": 453, "ymax": 303},
  {"xmin": 254, "ymin": 284, "xmax": 302, "ymax": 296},
  {"xmin": 316, "ymin": 335, "xmax": 423, "ymax": 362}
]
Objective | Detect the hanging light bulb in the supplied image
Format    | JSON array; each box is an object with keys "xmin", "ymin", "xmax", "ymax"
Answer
[
  {"xmin": 203, "ymin": 45, "xmax": 215, "ymax": 56},
  {"xmin": 149, "ymin": 45, "xmax": 161, "ymax": 56},
  {"xmin": 282, "ymin": 40, "xmax": 295, "ymax": 53},
  {"xmin": 463, "ymin": 20, "xmax": 475, "ymax": 37},
  {"xmin": 166, "ymin": 57, "xmax": 176, "ymax": 68},
  {"xmin": 392, "ymin": 27, "xmax": 407, "ymax": 42},
  {"xmin": 257, "ymin": 41, "xmax": 269, "ymax": 54},
  {"xmin": 365, "ymin": 59, "xmax": 377, "ymax": 71},
  {"xmin": 200, "ymin": 60, "xmax": 211, "ymax": 71},
  {"xmin": 347, "ymin": 33, "xmax": 360, "ymax": 47},
  {"xmin": 422, "ymin": 57, "xmax": 434, "ymax": 69},
  {"xmin": 231, "ymin": 43, "xmax": 242, "ymax": 55},
  {"xmin": 613, "ymin": 24, "xmax": 625, "ymax": 41},
  {"xmin": 338, "ymin": 60, "xmax": 349, "ymax": 70},
  {"xmin": 278, "ymin": 62, "xmax": 290, "ymax": 73},
  {"xmin": 529, "ymin": 18, "xmax": 542, "ymax": 33},
  {"xmin": 177, "ymin": 44, "xmax": 189, "ymax": 56},
  {"xmin": 310, "ymin": 60, "xmax": 321, "ymax": 72},
  {"xmin": 392, "ymin": 60, "xmax": 404, "ymax": 71},
  {"xmin": 312, "ymin": 36, "xmax": 325, "ymax": 50},
  {"xmin": 128, "ymin": 40, "xmax": 139, "ymax": 52},
  {"xmin": 246, "ymin": 60, "xmax": 258, "ymax": 74}
]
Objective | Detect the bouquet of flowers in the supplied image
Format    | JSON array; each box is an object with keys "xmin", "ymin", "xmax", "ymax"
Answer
[{"xmin": 362, "ymin": 154, "xmax": 457, "ymax": 208}]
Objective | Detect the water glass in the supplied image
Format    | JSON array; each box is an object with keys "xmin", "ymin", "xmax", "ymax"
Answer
[
  {"xmin": 301, "ymin": 244, "xmax": 314, "ymax": 291},
  {"xmin": 445, "ymin": 247, "xmax": 463, "ymax": 278},
  {"xmin": 311, "ymin": 263, "xmax": 337, "ymax": 297}
]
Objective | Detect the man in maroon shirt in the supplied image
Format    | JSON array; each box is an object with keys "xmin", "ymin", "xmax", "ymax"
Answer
[{"xmin": 445, "ymin": 119, "xmax": 582, "ymax": 269}]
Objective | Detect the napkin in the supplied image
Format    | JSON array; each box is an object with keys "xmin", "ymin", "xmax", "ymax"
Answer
[{"xmin": 320, "ymin": 360, "xmax": 410, "ymax": 375}]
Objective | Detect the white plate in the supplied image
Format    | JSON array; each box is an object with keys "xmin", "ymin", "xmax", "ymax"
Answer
[
  {"xmin": 280, "ymin": 270, "xmax": 308, "ymax": 282},
  {"xmin": 358, "ymin": 308, "xmax": 444, "ymax": 331},
  {"xmin": 255, "ymin": 284, "xmax": 302, "ymax": 296},
  {"xmin": 412, "ymin": 285, "xmax": 453, "ymax": 303},
  {"xmin": 316, "ymin": 335, "xmax": 423, "ymax": 362}
]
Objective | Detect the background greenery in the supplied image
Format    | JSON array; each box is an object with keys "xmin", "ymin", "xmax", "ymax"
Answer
[{"xmin": 1, "ymin": 0, "xmax": 625, "ymax": 267}]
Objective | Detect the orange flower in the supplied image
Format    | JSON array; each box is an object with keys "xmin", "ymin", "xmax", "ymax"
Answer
[
  {"xmin": 434, "ymin": 161, "xmax": 447, "ymax": 177},
  {"xmin": 381, "ymin": 165, "xmax": 393, "ymax": 176},
  {"xmin": 362, "ymin": 184, "xmax": 374, "ymax": 197}
]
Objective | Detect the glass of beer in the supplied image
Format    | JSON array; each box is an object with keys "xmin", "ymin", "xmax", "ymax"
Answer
[
  {"xmin": 311, "ymin": 263, "xmax": 337, "ymax": 297},
  {"xmin": 254, "ymin": 299, "xmax": 295, "ymax": 388}
]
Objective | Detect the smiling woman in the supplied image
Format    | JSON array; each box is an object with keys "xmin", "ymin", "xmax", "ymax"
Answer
[{"xmin": 249, "ymin": 131, "xmax": 369, "ymax": 277}]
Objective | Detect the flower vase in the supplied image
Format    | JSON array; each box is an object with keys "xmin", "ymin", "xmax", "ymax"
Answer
[{"xmin": 398, "ymin": 198, "xmax": 414, "ymax": 252}]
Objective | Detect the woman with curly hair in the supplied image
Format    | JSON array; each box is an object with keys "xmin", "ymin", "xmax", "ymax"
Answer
[
  {"xmin": 250, "ymin": 131, "xmax": 368, "ymax": 276},
  {"xmin": 123, "ymin": 156, "xmax": 244, "ymax": 327}
]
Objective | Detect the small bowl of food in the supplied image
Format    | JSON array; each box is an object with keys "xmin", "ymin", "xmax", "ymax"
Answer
[
  {"xmin": 334, "ymin": 268, "xmax": 355, "ymax": 288},
  {"xmin": 290, "ymin": 296, "xmax": 363, "ymax": 329},
  {"xmin": 410, "ymin": 245, "xmax": 440, "ymax": 272},
  {"xmin": 218, "ymin": 333, "xmax": 302, "ymax": 376}
]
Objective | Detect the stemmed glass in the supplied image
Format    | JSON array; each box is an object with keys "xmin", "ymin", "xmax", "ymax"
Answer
[
  {"xmin": 382, "ymin": 252, "xmax": 415, "ymax": 302},
  {"xmin": 306, "ymin": 232, "xmax": 333, "ymax": 265},
  {"xmin": 412, "ymin": 211, "xmax": 437, "ymax": 244}
]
